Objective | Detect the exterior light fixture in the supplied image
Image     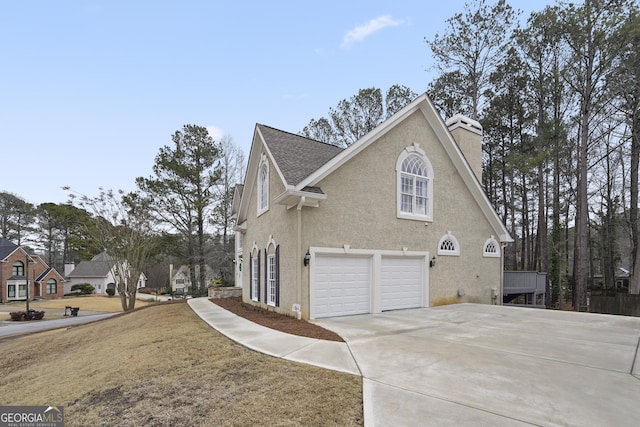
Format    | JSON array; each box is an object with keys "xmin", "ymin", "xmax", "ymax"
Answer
[
  {"xmin": 430, "ymin": 256, "xmax": 436, "ymax": 268},
  {"xmin": 303, "ymin": 250, "xmax": 311, "ymax": 267}
]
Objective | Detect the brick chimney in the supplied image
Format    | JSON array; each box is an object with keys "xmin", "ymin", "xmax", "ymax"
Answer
[{"xmin": 446, "ymin": 114, "xmax": 482, "ymax": 182}]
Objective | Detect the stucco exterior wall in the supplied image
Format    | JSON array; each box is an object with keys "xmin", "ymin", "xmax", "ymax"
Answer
[
  {"xmin": 241, "ymin": 147, "xmax": 300, "ymax": 317},
  {"xmin": 299, "ymin": 111, "xmax": 501, "ymax": 313},
  {"xmin": 239, "ymin": 110, "xmax": 505, "ymax": 319}
]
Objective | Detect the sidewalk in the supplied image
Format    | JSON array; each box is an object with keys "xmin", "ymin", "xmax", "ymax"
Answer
[{"xmin": 187, "ymin": 297, "xmax": 360, "ymax": 375}]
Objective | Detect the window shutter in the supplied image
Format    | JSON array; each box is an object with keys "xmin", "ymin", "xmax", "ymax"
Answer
[
  {"xmin": 264, "ymin": 248, "xmax": 268, "ymax": 303},
  {"xmin": 275, "ymin": 245, "xmax": 280, "ymax": 307},
  {"xmin": 257, "ymin": 250, "xmax": 261, "ymax": 302},
  {"xmin": 249, "ymin": 253, "xmax": 253, "ymax": 300}
]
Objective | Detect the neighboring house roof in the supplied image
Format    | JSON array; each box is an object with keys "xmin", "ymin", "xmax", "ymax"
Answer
[
  {"xmin": 67, "ymin": 251, "xmax": 113, "ymax": 278},
  {"xmin": 236, "ymin": 93, "xmax": 512, "ymax": 243},
  {"xmin": 36, "ymin": 267, "xmax": 54, "ymax": 281},
  {"xmin": 171, "ymin": 264, "xmax": 216, "ymax": 281},
  {"xmin": 31, "ymin": 255, "xmax": 66, "ymax": 282},
  {"xmin": 1, "ymin": 238, "xmax": 65, "ymax": 281},
  {"xmin": 0, "ymin": 237, "xmax": 20, "ymax": 260}
]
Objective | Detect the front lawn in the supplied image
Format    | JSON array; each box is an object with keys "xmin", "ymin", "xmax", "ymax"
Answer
[{"xmin": 0, "ymin": 303, "xmax": 363, "ymax": 426}]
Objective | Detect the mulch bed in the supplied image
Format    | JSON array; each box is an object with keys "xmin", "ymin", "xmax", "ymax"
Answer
[{"xmin": 211, "ymin": 297, "xmax": 343, "ymax": 342}]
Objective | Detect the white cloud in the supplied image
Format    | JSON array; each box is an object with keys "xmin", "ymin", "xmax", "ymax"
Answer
[
  {"xmin": 206, "ymin": 125, "xmax": 225, "ymax": 140},
  {"xmin": 341, "ymin": 15, "xmax": 404, "ymax": 49}
]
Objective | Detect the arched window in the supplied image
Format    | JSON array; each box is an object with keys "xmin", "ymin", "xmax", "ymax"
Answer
[
  {"xmin": 397, "ymin": 144, "xmax": 433, "ymax": 221},
  {"xmin": 265, "ymin": 238, "xmax": 280, "ymax": 307},
  {"xmin": 438, "ymin": 231, "xmax": 460, "ymax": 256},
  {"xmin": 250, "ymin": 244, "xmax": 260, "ymax": 302},
  {"xmin": 46, "ymin": 278, "xmax": 57, "ymax": 294},
  {"xmin": 483, "ymin": 236, "xmax": 501, "ymax": 258},
  {"xmin": 12, "ymin": 261, "xmax": 24, "ymax": 276},
  {"xmin": 257, "ymin": 155, "xmax": 269, "ymax": 215}
]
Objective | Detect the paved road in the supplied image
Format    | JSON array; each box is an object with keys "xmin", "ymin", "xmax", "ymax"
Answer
[{"xmin": 0, "ymin": 312, "xmax": 119, "ymax": 339}]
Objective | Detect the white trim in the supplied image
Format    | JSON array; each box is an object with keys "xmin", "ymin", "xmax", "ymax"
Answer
[
  {"xmin": 483, "ymin": 236, "xmax": 501, "ymax": 258},
  {"xmin": 257, "ymin": 154, "xmax": 269, "ymax": 216},
  {"xmin": 265, "ymin": 236, "xmax": 277, "ymax": 306},
  {"xmin": 266, "ymin": 252, "xmax": 276, "ymax": 306},
  {"xmin": 437, "ymin": 231, "xmax": 460, "ymax": 256},
  {"xmin": 396, "ymin": 143, "xmax": 434, "ymax": 222},
  {"xmin": 309, "ymin": 246, "xmax": 430, "ymax": 319},
  {"xmin": 250, "ymin": 244, "xmax": 259, "ymax": 302}
]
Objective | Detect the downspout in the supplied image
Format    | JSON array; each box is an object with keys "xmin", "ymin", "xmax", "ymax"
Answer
[
  {"xmin": 294, "ymin": 196, "xmax": 306, "ymax": 320},
  {"xmin": 499, "ymin": 243, "xmax": 507, "ymax": 305}
]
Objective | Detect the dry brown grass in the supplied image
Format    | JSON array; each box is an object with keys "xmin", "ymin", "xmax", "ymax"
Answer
[
  {"xmin": 0, "ymin": 295, "xmax": 152, "ymax": 319},
  {"xmin": 27, "ymin": 295, "xmax": 153, "ymax": 311},
  {"xmin": 0, "ymin": 301, "xmax": 363, "ymax": 426}
]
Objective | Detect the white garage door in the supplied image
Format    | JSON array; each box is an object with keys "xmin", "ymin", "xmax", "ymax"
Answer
[
  {"xmin": 314, "ymin": 256, "xmax": 371, "ymax": 318},
  {"xmin": 381, "ymin": 257, "xmax": 423, "ymax": 311}
]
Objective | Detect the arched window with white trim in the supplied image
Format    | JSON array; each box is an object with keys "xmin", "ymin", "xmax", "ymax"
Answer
[
  {"xmin": 249, "ymin": 244, "xmax": 260, "ymax": 302},
  {"xmin": 257, "ymin": 155, "xmax": 269, "ymax": 215},
  {"xmin": 397, "ymin": 144, "xmax": 433, "ymax": 221},
  {"xmin": 265, "ymin": 238, "xmax": 280, "ymax": 307},
  {"xmin": 483, "ymin": 236, "xmax": 501, "ymax": 258},
  {"xmin": 438, "ymin": 231, "xmax": 460, "ymax": 256}
]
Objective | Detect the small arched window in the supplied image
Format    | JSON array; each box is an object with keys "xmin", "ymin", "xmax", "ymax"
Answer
[
  {"xmin": 438, "ymin": 231, "xmax": 460, "ymax": 256},
  {"xmin": 483, "ymin": 236, "xmax": 501, "ymax": 258},
  {"xmin": 46, "ymin": 278, "xmax": 57, "ymax": 294},
  {"xmin": 257, "ymin": 155, "xmax": 269, "ymax": 215},
  {"xmin": 397, "ymin": 144, "xmax": 433, "ymax": 221},
  {"xmin": 12, "ymin": 261, "xmax": 24, "ymax": 276}
]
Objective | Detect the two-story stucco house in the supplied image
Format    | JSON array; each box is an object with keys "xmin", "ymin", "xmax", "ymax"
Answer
[
  {"xmin": 169, "ymin": 263, "xmax": 216, "ymax": 295},
  {"xmin": 232, "ymin": 94, "xmax": 512, "ymax": 320},
  {"xmin": 0, "ymin": 237, "xmax": 65, "ymax": 302}
]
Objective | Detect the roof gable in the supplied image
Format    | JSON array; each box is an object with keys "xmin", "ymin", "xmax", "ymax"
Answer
[
  {"xmin": 234, "ymin": 94, "xmax": 512, "ymax": 243},
  {"xmin": 256, "ymin": 125, "xmax": 343, "ymax": 186},
  {"xmin": 0, "ymin": 237, "xmax": 20, "ymax": 260},
  {"xmin": 296, "ymin": 94, "xmax": 512, "ymax": 243},
  {"xmin": 68, "ymin": 252, "xmax": 114, "ymax": 278}
]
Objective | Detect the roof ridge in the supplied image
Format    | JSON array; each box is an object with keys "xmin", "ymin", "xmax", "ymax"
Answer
[{"xmin": 256, "ymin": 123, "xmax": 343, "ymax": 150}]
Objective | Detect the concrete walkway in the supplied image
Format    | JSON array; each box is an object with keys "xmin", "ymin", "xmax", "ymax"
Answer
[
  {"xmin": 187, "ymin": 297, "xmax": 359, "ymax": 375},
  {"xmin": 189, "ymin": 298, "xmax": 640, "ymax": 427}
]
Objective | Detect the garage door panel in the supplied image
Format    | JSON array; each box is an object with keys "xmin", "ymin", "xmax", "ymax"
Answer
[
  {"xmin": 314, "ymin": 256, "xmax": 370, "ymax": 318},
  {"xmin": 381, "ymin": 257, "xmax": 423, "ymax": 311}
]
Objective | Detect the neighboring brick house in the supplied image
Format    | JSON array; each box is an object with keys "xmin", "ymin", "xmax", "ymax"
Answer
[{"xmin": 0, "ymin": 237, "xmax": 65, "ymax": 302}]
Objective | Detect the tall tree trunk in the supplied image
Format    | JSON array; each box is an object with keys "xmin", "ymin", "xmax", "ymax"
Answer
[
  {"xmin": 574, "ymin": 113, "xmax": 590, "ymax": 310},
  {"xmin": 630, "ymin": 109, "xmax": 640, "ymax": 293}
]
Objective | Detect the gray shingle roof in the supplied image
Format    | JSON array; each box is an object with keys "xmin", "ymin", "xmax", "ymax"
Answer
[
  {"xmin": 67, "ymin": 251, "xmax": 113, "ymax": 278},
  {"xmin": 0, "ymin": 237, "xmax": 18, "ymax": 260},
  {"xmin": 257, "ymin": 124, "xmax": 343, "ymax": 186}
]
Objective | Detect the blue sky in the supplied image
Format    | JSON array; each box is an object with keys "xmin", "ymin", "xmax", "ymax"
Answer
[{"xmin": 1, "ymin": 0, "xmax": 547, "ymax": 205}]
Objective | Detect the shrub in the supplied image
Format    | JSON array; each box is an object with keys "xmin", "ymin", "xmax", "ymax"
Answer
[
  {"xmin": 106, "ymin": 288, "xmax": 115, "ymax": 297},
  {"xmin": 8, "ymin": 310, "xmax": 45, "ymax": 321},
  {"xmin": 71, "ymin": 283, "xmax": 95, "ymax": 295},
  {"xmin": 9, "ymin": 311, "xmax": 25, "ymax": 321}
]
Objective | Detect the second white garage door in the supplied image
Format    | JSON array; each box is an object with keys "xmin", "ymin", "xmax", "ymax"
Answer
[
  {"xmin": 381, "ymin": 257, "xmax": 424, "ymax": 311},
  {"xmin": 314, "ymin": 256, "xmax": 371, "ymax": 318}
]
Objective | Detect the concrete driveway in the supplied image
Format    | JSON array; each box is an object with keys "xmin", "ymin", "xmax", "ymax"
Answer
[{"xmin": 315, "ymin": 303, "xmax": 640, "ymax": 426}]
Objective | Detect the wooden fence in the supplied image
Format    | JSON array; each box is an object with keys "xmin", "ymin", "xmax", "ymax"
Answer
[{"xmin": 589, "ymin": 294, "xmax": 640, "ymax": 317}]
